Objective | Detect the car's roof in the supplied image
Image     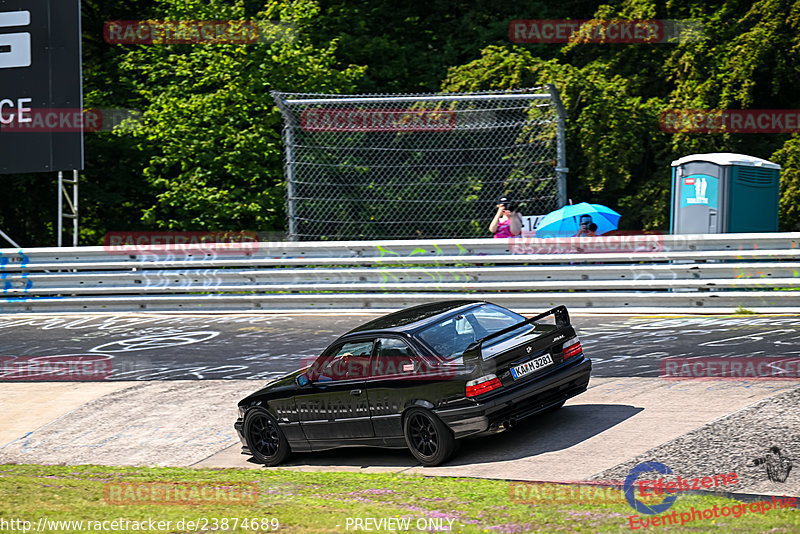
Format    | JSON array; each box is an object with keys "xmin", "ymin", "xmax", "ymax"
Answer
[{"xmin": 343, "ymin": 300, "xmax": 485, "ymax": 337}]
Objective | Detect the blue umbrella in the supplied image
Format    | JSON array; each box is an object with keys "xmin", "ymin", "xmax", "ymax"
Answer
[{"xmin": 535, "ymin": 202, "xmax": 621, "ymax": 237}]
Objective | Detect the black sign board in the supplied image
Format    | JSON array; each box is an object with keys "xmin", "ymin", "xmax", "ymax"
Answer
[{"xmin": 0, "ymin": 0, "xmax": 83, "ymax": 174}]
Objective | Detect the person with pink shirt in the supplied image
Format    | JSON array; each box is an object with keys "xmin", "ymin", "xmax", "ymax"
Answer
[{"xmin": 489, "ymin": 196, "xmax": 522, "ymax": 238}]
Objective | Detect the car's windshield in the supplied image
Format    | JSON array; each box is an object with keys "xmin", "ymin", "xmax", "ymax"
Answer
[{"xmin": 417, "ymin": 304, "xmax": 524, "ymax": 360}]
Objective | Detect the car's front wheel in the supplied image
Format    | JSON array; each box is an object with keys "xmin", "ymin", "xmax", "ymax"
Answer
[
  {"xmin": 403, "ymin": 408, "xmax": 456, "ymax": 466},
  {"xmin": 243, "ymin": 408, "xmax": 291, "ymax": 466}
]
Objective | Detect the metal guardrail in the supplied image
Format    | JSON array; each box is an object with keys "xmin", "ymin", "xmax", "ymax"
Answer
[{"xmin": 1, "ymin": 232, "xmax": 799, "ymax": 313}]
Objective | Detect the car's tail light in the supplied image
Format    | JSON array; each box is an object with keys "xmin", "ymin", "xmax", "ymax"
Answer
[
  {"xmin": 563, "ymin": 338, "xmax": 583, "ymax": 360},
  {"xmin": 466, "ymin": 374, "xmax": 503, "ymax": 397}
]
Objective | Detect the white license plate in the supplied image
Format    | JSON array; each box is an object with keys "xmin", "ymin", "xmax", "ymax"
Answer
[{"xmin": 510, "ymin": 353, "xmax": 554, "ymax": 379}]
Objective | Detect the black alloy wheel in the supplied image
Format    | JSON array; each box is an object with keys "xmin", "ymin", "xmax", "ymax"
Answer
[
  {"xmin": 403, "ymin": 408, "xmax": 456, "ymax": 466},
  {"xmin": 244, "ymin": 408, "xmax": 290, "ymax": 466}
]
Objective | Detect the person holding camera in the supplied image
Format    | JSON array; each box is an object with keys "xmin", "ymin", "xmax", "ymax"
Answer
[
  {"xmin": 575, "ymin": 215, "xmax": 597, "ymax": 237},
  {"xmin": 490, "ymin": 196, "xmax": 522, "ymax": 238}
]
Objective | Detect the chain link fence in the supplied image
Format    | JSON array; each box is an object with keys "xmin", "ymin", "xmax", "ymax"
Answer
[{"xmin": 273, "ymin": 86, "xmax": 567, "ymax": 241}]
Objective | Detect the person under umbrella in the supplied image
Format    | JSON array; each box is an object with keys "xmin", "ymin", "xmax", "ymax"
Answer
[
  {"xmin": 535, "ymin": 202, "xmax": 620, "ymax": 238},
  {"xmin": 575, "ymin": 215, "xmax": 598, "ymax": 237}
]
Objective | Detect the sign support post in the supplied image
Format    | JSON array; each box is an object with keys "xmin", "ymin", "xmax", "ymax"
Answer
[{"xmin": 57, "ymin": 170, "xmax": 78, "ymax": 247}]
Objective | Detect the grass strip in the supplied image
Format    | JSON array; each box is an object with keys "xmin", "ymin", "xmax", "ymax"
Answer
[{"xmin": 0, "ymin": 464, "xmax": 797, "ymax": 533}]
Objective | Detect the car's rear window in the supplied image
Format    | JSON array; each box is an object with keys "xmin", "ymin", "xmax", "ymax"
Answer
[{"xmin": 417, "ymin": 304, "xmax": 524, "ymax": 360}]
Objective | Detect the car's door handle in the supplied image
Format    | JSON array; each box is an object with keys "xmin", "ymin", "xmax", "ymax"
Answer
[{"xmin": 350, "ymin": 389, "xmax": 362, "ymax": 396}]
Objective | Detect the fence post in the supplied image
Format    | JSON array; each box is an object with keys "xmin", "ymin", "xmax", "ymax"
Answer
[
  {"xmin": 273, "ymin": 92, "xmax": 297, "ymax": 241},
  {"xmin": 547, "ymin": 84, "xmax": 568, "ymax": 208}
]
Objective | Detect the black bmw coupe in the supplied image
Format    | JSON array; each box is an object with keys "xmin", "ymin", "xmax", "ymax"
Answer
[{"xmin": 235, "ymin": 300, "xmax": 591, "ymax": 466}]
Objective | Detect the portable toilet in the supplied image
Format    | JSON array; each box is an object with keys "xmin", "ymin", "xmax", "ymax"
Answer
[{"xmin": 670, "ymin": 153, "xmax": 781, "ymax": 234}]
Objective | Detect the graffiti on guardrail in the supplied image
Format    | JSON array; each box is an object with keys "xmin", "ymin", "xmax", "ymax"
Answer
[
  {"xmin": 138, "ymin": 268, "xmax": 225, "ymax": 291},
  {"xmin": 0, "ymin": 252, "xmax": 29, "ymax": 269},
  {"xmin": 1, "ymin": 271, "xmax": 32, "ymax": 293}
]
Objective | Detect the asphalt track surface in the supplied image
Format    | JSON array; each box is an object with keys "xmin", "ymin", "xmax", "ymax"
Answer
[
  {"xmin": 1, "ymin": 312, "xmax": 799, "ymax": 498},
  {"xmin": 2, "ymin": 312, "xmax": 800, "ymax": 380}
]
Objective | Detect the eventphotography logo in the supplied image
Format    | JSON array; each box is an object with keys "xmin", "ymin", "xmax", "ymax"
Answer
[
  {"xmin": 624, "ymin": 462, "xmax": 680, "ymax": 516},
  {"xmin": 623, "ymin": 461, "xmax": 745, "ymax": 529}
]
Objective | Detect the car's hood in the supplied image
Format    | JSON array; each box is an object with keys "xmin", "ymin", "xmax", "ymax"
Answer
[{"xmin": 238, "ymin": 366, "xmax": 308, "ymax": 405}]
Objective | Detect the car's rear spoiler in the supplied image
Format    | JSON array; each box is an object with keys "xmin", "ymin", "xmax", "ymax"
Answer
[{"xmin": 462, "ymin": 305, "xmax": 570, "ymax": 370}]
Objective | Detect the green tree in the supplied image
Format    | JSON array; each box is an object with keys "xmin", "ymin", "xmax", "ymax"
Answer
[
  {"xmin": 310, "ymin": 0, "xmax": 607, "ymax": 92},
  {"xmin": 443, "ymin": 0, "xmax": 800, "ymax": 230},
  {"xmin": 664, "ymin": 0, "xmax": 800, "ymax": 229},
  {"xmin": 120, "ymin": 0, "xmax": 365, "ymax": 231},
  {"xmin": 79, "ymin": 0, "xmax": 160, "ymax": 245}
]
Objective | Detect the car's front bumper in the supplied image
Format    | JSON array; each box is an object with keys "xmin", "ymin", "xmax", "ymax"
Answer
[
  {"xmin": 234, "ymin": 418, "xmax": 248, "ymax": 447},
  {"xmin": 434, "ymin": 356, "xmax": 592, "ymax": 438}
]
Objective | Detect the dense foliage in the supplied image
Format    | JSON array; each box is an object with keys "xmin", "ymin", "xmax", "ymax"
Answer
[{"xmin": 1, "ymin": 0, "xmax": 799, "ymax": 244}]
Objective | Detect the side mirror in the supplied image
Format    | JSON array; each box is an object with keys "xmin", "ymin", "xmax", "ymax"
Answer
[{"xmin": 296, "ymin": 373, "xmax": 310, "ymax": 387}]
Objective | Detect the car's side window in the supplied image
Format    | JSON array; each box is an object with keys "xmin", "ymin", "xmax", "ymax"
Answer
[
  {"xmin": 371, "ymin": 338, "xmax": 419, "ymax": 377},
  {"xmin": 312, "ymin": 340, "xmax": 374, "ymax": 382}
]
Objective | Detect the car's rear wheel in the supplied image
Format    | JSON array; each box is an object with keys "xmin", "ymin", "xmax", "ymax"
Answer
[
  {"xmin": 244, "ymin": 408, "xmax": 290, "ymax": 466},
  {"xmin": 403, "ymin": 408, "xmax": 456, "ymax": 466}
]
